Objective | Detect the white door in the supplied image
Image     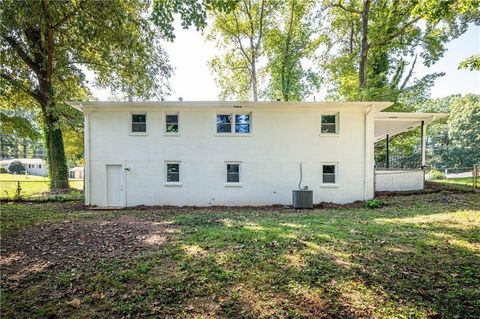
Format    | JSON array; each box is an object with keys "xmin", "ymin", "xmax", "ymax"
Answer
[{"xmin": 106, "ymin": 165, "xmax": 123, "ymax": 207}]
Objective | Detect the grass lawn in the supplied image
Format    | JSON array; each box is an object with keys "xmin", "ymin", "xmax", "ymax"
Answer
[
  {"xmin": 0, "ymin": 173, "xmax": 83, "ymax": 198},
  {"xmin": 1, "ymin": 191, "xmax": 479, "ymax": 318},
  {"xmin": 433, "ymin": 177, "xmax": 474, "ymax": 186}
]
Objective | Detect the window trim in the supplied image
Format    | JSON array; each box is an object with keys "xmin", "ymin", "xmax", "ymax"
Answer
[
  {"xmin": 319, "ymin": 112, "xmax": 340, "ymax": 136},
  {"xmin": 320, "ymin": 162, "xmax": 339, "ymax": 187},
  {"xmin": 215, "ymin": 112, "xmax": 253, "ymax": 136},
  {"xmin": 129, "ymin": 112, "xmax": 148, "ymax": 136},
  {"xmin": 224, "ymin": 161, "xmax": 242, "ymax": 187},
  {"xmin": 164, "ymin": 112, "xmax": 180, "ymax": 136},
  {"xmin": 164, "ymin": 161, "xmax": 182, "ymax": 186}
]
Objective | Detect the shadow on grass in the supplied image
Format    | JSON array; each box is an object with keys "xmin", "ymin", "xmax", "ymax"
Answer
[{"xmin": 1, "ymin": 192, "xmax": 479, "ymax": 318}]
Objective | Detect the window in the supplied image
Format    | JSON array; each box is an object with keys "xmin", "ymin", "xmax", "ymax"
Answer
[
  {"xmin": 131, "ymin": 114, "xmax": 146, "ymax": 132},
  {"xmin": 166, "ymin": 162, "xmax": 180, "ymax": 183},
  {"xmin": 217, "ymin": 113, "xmax": 251, "ymax": 134},
  {"xmin": 165, "ymin": 113, "xmax": 179, "ymax": 133},
  {"xmin": 38, "ymin": 164, "xmax": 42, "ymax": 169},
  {"xmin": 322, "ymin": 165, "xmax": 336, "ymax": 184},
  {"xmin": 226, "ymin": 163, "xmax": 240, "ymax": 183},
  {"xmin": 321, "ymin": 113, "xmax": 338, "ymax": 134}
]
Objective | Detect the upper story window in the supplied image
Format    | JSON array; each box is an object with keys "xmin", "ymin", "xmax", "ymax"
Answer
[
  {"xmin": 131, "ymin": 114, "xmax": 146, "ymax": 133},
  {"xmin": 322, "ymin": 164, "xmax": 336, "ymax": 184},
  {"xmin": 165, "ymin": 113, "xmax": 179, "ymax": 134},
  {"xmin": 321, "ymin": 113, "xmax": 339, "ymax": 134},
  {"xmin": 216, "ymin": 113, "xmax": 251, "ymax": 134}
]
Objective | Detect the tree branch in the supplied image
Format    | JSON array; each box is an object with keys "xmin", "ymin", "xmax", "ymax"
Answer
[
  {"xmin": 231, "ymin": 11, "xmax": 253, "ymax": 65},
  {"xmin": 370, "ymin": 16, "xmax": 421, "ymax": 47},
  {"xmin": 2, "ymin": 35, "xmax": 42, "ymax": 75},
  {"xmin": 0, "ymin": 72, "xmax": 43, "ymax": 105},
  {"xmin": 326, "ymin": 1, "xmax": 362, "ymax": 14}
]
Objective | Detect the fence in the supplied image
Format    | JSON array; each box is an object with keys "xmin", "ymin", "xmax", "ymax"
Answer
[
  {"xmin": 426, "ymin": 165, "xmax": 479, "ymax": 192},
  {"xmin": 375, "ymin": 153, "xmax": 422, "ymax": 170},
  {"xmin": 0, "ymin": 177, "xmax": 84, "ymax": 200}
]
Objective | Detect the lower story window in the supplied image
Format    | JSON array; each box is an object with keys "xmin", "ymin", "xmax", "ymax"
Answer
[
  {"xmin": 226, "ymin": 163, "xmax": 240, "ymax": 183},
  {"xmin": 166, "ymin": 162, "xmax": 180, "ymax": 182},
  {"xmin": 322, "ymin": 164, "xmax": 336, "ymax": 184}
]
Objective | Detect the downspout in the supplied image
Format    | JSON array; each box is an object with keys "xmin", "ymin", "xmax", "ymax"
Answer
[
  {"xmin": 84, "ymin": 108, "xmax": 91, "ymax": 206},
  {"xmin": 364, "ymin": 105, "xmax": 373, "ymax": 200}
]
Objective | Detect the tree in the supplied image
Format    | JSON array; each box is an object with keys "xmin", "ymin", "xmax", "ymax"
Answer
[
  {"xmin": 1, "ymin": 0, "xmax": 172, "ymax": 190},
  {"xmin": 321, "ymin": 0, "xmax": 480, "ymax": 101},
  {"xmin": 263, "ymin": 0, "xmax": 322, "ymax": 101},
  {"xmin": 8, "ymin": 161, "xmax": 25, "ymax": 174},
  {"xmin": 420, "ymin": 94, "xmax": 480, "ymax": 168},
  {"xmin": 0, "ymin": 108, "xmax": 44, "ymax": 159},
  {"xmin": 208, "ymin": 0, "xmax": 276, "ymax": 100}
]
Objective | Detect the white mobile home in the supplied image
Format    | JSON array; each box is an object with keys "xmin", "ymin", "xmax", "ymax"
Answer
[
  {"xmin": 0, "ymin": 158, "xmax": 47, "ymax": 176},
  {"xmin": 70, "ymin": 101, "xmax": 446, "ymax": 207}
]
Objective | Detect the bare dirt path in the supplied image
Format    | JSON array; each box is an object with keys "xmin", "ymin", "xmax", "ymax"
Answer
[{"xmin": 1, "ymin": 215, "xmax": 176, "ymax": 287}]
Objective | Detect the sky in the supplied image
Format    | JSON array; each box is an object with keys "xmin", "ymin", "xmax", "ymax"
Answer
[{"xmin": 90, "ymin": 22, "xmax": 480, "ymax": 101}]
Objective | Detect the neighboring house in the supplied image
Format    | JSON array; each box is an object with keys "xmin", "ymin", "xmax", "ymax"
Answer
[
  {"xmin": 0, "ymin": 158, "xmax": 47, "ymax": 176},
  {"xmin": 69, "ymin": 166, "xmax": 84, "ymax": 179},
  {"xmin": 69, "ymin": 101, "xmax": 447, "ymax": 207}
]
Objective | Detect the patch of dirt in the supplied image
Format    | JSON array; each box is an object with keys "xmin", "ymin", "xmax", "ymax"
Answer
[{"xmin": 0, "ymin": 216, "xmax": 176, "ymax": 287}]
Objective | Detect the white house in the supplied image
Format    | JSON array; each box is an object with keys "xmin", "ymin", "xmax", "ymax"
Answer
[
  {"xmin": 69, "ymin": 101, "xmax": 447, "ymax": 207},
  {"xmin": 69, "ymin": 166, "xmax": 84, "ymax": 179},
  {"xmin": 0, "ymin": 158, "xmax": 47, "ymax": 176}
]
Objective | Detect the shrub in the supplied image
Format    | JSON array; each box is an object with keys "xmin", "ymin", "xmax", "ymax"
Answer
[
  {"xmin": 426, "ymin": 169, "xmax": 445, "ymax": 180},
  {"xmin": 0, "ymin": 167, "xmax": 7, "ymax": 173},
  {"xmin": 8, "ymin": 161, "xmax": 25, "ymax": 174},
  {"xmin": 364, "ymin": 199, "xmax": 385, "ymax": 209}
]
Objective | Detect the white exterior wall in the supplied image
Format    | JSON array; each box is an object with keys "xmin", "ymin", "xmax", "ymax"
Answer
[
  {"xmin": 85, "ymin": 105, "xmax": 375, "ymax": 207},
  {"xmin": 375, "ymin": 169, "xmax": 424, "ymax": 192}
]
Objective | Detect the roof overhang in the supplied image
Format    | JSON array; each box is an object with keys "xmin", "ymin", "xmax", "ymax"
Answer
[
  {"xmin": 67, "ymin": 100, "xmax": 394, "ymax": 113},
  {"xmin": 374, "ymin": 112, "xmax": 448, "ymax": 142}
]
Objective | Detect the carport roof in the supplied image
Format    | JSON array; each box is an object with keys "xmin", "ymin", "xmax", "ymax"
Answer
[{"xmin": 374, "ymin": 112, "xmax": 448, "ymax": 142}]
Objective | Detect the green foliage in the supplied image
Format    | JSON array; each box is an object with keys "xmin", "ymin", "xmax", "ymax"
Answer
[
  {"xmin": 14, "ymin": 181, "xmax": 22, "ymax": 201},
  {"xmin": 152, "ymin": 0, "xmax": 238, "ymax": 40},
  {"xmin": 0, "ymin": 167, "xmax": 7, "ymax": 173},
  {"xmin": 376, "ymin": 94, "xmax": 479, "ymax": 169},
  {"xmin": 420, "ymin": 94, "xmax": 480, "ymax": 168},
  {"xmin": 459, "ymin": 54, "xmax": 480, "ymax": 71},
  {"xmin": 206, "ymin": 0, "xmax": 323, "ymax": 101},
  {"xmin": 263, "ymin": 0, "xmax": 322, "ymax": 101},
  {"xmin": 320, "ymin": 0, "xmax": 479, "ymax": 103},
  {"xmin": 426, "ymin": 169, "xmax": 445, "ymax": 180},
  {"xmin": 207, "ymin": 0, "xmax": 277, "ymax": 101},
  {"xmin": 364, "ymin": 199, "xmax": 385, "ymax": 209},
  {"xmin": 8, "ymin": 161, "xmax": 25, "ymax": 174},
  {"xmin": 1, "ymin": 0, "xmax": 175, "ymax": 189}
]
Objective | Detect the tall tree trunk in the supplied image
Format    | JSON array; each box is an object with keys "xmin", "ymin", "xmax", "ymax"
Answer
[
  {"xmin": 251, "ymin": 60, "xmax": 258, "ymax": 101},
  {"xmin": 23, "ymin": 141, "xmax": 27, "ymax": 158},
  {"xmin": 0, "ymin": 134, "xmax": 4, "ymax": 159},
  {"xmin": 42, "ymin": 99, "xmax": 69, "ymax": 190},
  {"xmin": 359, "ymin": 0, "xmax": 370, "ymax": 89}
]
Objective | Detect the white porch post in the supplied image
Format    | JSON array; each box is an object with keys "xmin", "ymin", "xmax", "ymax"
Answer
[{"xmin": 421, "ymin": 120, "xmax": 426, "ymax": 168}]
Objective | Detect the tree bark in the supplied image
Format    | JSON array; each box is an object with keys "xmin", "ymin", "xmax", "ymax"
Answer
[
  {"xmin": 359, "ymin": 0, "xmax": 370, "ymax": 89},
  {"xmin": 42, "ymin": 99, "xmax": 69, "ymax": 190},
  {"xmin": 251, "ymin": 60, "xmax": 258, "ymax": 101}
]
